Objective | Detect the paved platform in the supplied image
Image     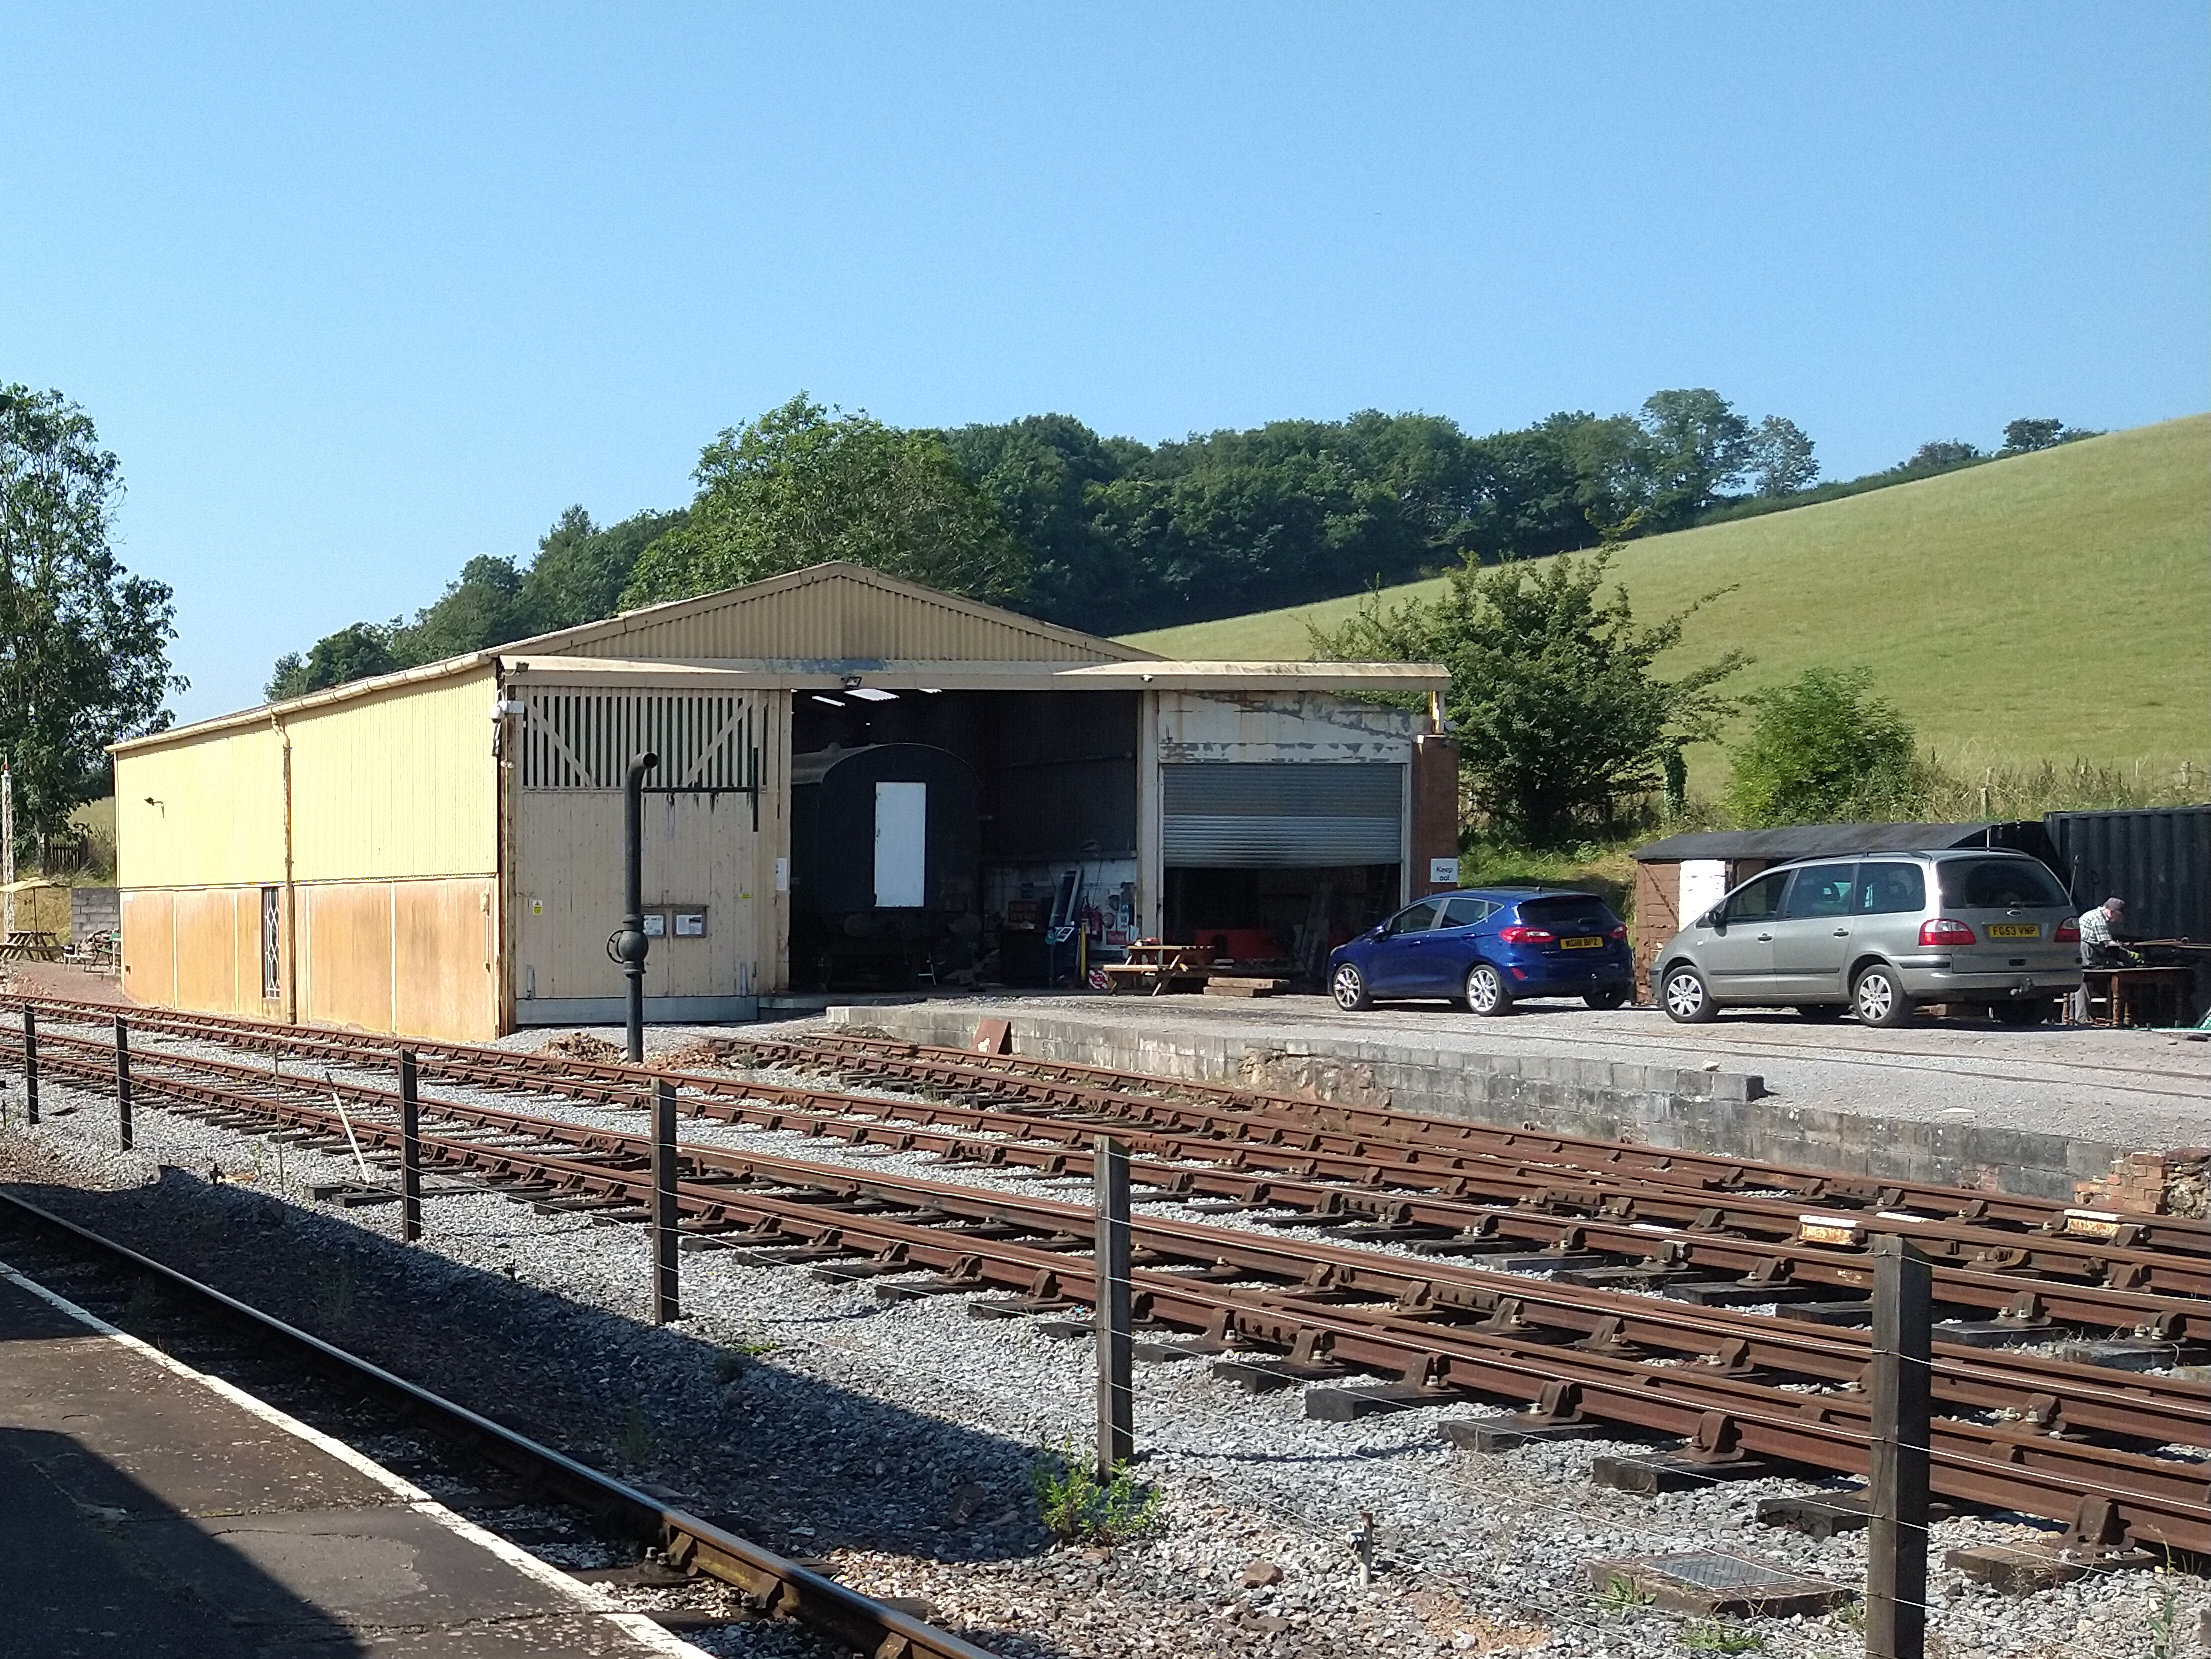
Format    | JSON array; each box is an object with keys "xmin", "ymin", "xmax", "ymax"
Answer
[
  {"xmin": 817, "ymin": 994, "xmax": 2207, "ymax": 1199},
  {"xmin": 0, "ymin": 1261, "xmax": 698, "ymax": 1657}
]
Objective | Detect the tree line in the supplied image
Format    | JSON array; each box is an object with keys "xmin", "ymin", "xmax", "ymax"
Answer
[
  {"xmin": 268, "ymin": 392, "xmax": 2099, "ymax": 701},
  {"xmin": 269, "ymin": 387, "xmax": 1827, "ymax": 697}
]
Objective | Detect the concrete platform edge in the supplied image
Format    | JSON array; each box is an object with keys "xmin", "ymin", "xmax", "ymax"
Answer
[{"xmin": 825, "ymin": 1003, "xmax": 2122, "ymax": 1201}]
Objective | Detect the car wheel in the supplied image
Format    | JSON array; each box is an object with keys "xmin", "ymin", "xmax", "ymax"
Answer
[
  {"xmin": 1796, "ymin": 1004, "xmax": 1847, "ymax": 1021},
  {"xmin": 1583, "ymin": 985, "xmax": 1630, "ymax": 1011},
  {"xmin": 1465, "ymin": 963, "xmax": 1512, "ymax": 1017},
  {"xmin": 1992, "ymin": 999, "xmax": 2056, "ymax": 1026},
  {"xmin": 1852, "ymin": 965, "xmax": 1915, "ymax": 1028},
  {"xmin": 1661, "ymin": 965, "xmax": 1716, "ymax": 1024},
  {"xmin": 1330, "ymin": 962, "xmax": 1372, "ymax": 1011}
]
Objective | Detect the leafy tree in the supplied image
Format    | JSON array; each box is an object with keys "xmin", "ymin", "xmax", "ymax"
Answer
[
  {"xmin": 2000, "ymin": 418, "xmax": 2065, "ymax": 456},
  {"xmin": 1724, "ymin": 666, "xmax": 1923, "ymax": 826},
  {"xmin": 1902, "ymin": 440, "xmax": 1981, "ymax": 471},
  {"xmin": 1310, "ymin": 547, "xmax": 1745, "ymax": 844},
  {"xmin": 394, "ymin": 554, "xmax": 526, "ymax": 662},
  {"xmin": 940, "ymin": 415, "xmax": 1138, "ymax": 624},
  {"xmin": 266, "ymin": 505, "xmax": 690, "ymax": 699},
  {"xmin": 1746, "ymin": 415, "xmax": 1819, "ymax": 497},
  {"xmin": 267, "ymin": 622, "xmax": 399, "ymax": 700},
  {"xmin": 625, "ymin": 395, "xmax": 1029, "ymax": 608},
  {"xmin": 0, "ymin": 386, "xmax": 182, "ymax": 839},
  {"xmin": 1639, "ymin": 389, "xmax": 1753, "ymax": 525},
  {"xmin": 518, "ymin": 505, "xmax": 687, "ymax": 633}
]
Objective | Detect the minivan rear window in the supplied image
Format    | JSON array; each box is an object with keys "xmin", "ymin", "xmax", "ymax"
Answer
[
  {"xmin": 1937, "ymin": 858, "xmax": 2070, "ymax": 910},
  {"xmin": 1856, "ymin": 863, "xmax": 1925, "ymax": 915},
  {"xmin": 1517, "ymin": 895, "xmax": 1619, "ymax": 929}
]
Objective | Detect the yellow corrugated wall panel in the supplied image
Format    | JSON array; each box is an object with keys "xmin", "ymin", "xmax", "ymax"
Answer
[
  {"xmin": 115, "ymin": 727, "xmax": 287, "ymax": 888},
  {"xmin": 288, "ymin": 669, "xmax": 497, "ymax": 881}
]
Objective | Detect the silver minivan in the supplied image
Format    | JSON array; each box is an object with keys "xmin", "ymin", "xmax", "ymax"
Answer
[{"xmin": 1652, "ymin": 850, "xmax": 2082, "ymax": 1027}]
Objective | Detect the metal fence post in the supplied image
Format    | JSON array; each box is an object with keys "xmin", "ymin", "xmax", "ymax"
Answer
[
  {"xmin": 399, "ymin": 1050, "xmax": 422, "ymax": 1244},
  {"xmin": 1094, "ymin": 1135, "xmax": 1134, "ymax": 1479},
  {"xmin": 1867, "ymin": 1232, "xmax": 1933, "ymax": 1659},
  {"xmin": 114, "ymin": 1014, "xmax": 132, "ymax": 1151},
  {"xmin": 652, "ymin": 1077, "xmax": 679, "ymax": 1324},
  {"xmin": 22, "ymin": 1006, "xmax": 37, "ymax": 1126}
]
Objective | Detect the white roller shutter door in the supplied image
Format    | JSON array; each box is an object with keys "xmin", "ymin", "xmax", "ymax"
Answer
[{"xmin": 1162, "ymin": 762, "xmax": 1404, "ymax": 868}]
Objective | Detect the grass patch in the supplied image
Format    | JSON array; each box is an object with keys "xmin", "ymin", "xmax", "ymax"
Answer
[
  {"xmin": 1592, "ymin": 1571, "xmax": 1657, "ymax": 1615},
  {"xmin": 1030, "ymin": 1444, "xmax": 1163, "ymax": 1545},
  {"xmin": 1682, "ymin": 1620, "xmax": 1763, "ymax": 1653},
  {"xmin": 1125, "ymin": 415, "xmax": 2211, "ymax": 784},
  {"xmin": 310, "ymin": 1258, "xmax": 356, "ymax": 1329},
  {"xmin": 615, "ymin": 1397, "xmax": 656, "ymax": 1465}
]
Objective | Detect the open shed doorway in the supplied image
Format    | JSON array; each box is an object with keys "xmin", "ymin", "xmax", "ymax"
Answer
[
  {"xmin": 1160, "ymin": 760, "xmax": 1408, "ymax": 986},
  {"xmin": 789, "ymin": 689, "xmax": 1138, "ymax": 989},
  {"xmin": 1163, "ymin": 864, "xmax": 1402, "ymax": 987}
]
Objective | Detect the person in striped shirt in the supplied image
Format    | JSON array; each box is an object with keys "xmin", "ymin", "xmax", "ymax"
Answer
[{"xmin": 2076, "ymin": 896, "xmax": 2131, "ymax": 966}]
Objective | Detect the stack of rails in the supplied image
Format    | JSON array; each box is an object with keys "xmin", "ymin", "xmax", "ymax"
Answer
[{"xmin": 4, "ymin": 998, "xmax": 2207, "ymax": 1563}]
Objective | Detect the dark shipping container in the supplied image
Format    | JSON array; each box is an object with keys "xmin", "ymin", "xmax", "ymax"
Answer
[{"xmin": 2043, "ymin": 806, "xmax": 2211, "ymax": 943}]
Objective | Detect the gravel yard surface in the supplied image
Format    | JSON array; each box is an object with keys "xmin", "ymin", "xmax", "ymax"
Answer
[
  {"xmin": 810, "ymin": 993, "xmax": 2211, "ymax": 1153},
  {"xmin": 3, "ymin": 1019, "xmax": 2202, "ymax": 1658}
]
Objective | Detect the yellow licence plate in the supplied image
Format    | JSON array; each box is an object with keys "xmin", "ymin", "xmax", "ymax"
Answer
[
  {"xmin": 1986, "ymin": 923, "xmax": 2041, "ymax": 939},
  {"xmin": 1561, "ymin": 936, "xmax": 1602, "ymax": 949}
]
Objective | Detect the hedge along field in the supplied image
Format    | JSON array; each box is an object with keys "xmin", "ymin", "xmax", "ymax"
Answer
[{"xmin": 1124, "ymin": 414, "xmax": 2211, "ymax": 785}]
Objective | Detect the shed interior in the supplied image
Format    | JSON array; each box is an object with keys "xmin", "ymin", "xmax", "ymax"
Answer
[{"xmin": 790, "ymin": 688, "xmax": 1140, "ymax": 988}]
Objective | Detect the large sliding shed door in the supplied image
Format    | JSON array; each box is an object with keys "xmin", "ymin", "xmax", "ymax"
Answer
[{"xmin": 1161, "ymin": 763, "xmax": 1404, "ymax": 867}]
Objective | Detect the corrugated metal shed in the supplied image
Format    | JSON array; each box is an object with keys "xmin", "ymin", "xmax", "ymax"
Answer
[
  {"xmin": 515, "ymin": 562, "xmax": 1154, "ymax": 666},
  {"xmin": 2044, "ymin": 806, "xmax": 2211, "ymax": 942}
]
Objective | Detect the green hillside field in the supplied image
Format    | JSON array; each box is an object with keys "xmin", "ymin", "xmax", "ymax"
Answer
[{"xmin": 1124, "ymin": 415, "xmax": 2211, "ymax": 783}]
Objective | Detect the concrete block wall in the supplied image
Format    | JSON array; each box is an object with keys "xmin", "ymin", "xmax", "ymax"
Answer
[
  {"xmin": 70, "ymin": 885, "xmax": 120, "ymax": 943},
  {"xmin": 826, "ymin": 1002, "xmax": 2130, "ymax": 1203}
]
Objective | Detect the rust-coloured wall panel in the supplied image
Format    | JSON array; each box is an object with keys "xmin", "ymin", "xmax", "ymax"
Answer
[
  {"xmin": 120, "ymin": 890, "xmax": 177, "ymax": 1009},
  {"xmin": 171, "ymin": 888, "xmax": 245, "ymax": 1013},
  {"xmin": 393, "ymin": 880, "xmax": 497, "ymax": 1042},
  {"xmin": 300, "ymin": 883, "xmax": 396, "ymax": 1036}
]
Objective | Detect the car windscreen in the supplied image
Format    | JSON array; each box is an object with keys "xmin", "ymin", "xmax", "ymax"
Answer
[
  {"xmin": 1936, "ymin": 858, "xmax": 2071, "ymax": 910},
  {"xmin": 1516, "ymin": 895, "xmax": 1618, "ymax": 930}
]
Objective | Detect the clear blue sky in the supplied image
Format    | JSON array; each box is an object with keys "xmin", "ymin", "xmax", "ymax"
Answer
[{"xmin": 5, "ymin": 3, "xmax": 2206, "ymax": 721}]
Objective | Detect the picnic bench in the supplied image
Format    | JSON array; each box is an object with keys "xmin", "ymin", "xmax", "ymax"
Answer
[
  {"xmin": 1099, "ymin": 940, "xmax": 1215, "ymax": 994},
  {"xmin": 0, "ymin": 930, "xmax": 63, "ymax": 963},
  {"xmin": 1097, "ymin": 940, "xmax": 1289, "ymax": 997}
]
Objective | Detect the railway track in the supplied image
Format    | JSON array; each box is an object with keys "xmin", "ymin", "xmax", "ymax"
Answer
[
  {"xmin": 0, "ymin": 1188, "xmax": 995, "ymax": 1659},
  {"xmin": 6, "ymin": 1003, "xmax": 2208, "ymax": 1562},
  {"xmin": 720, "ymin": 1028, "xmax": 2211, "ymax": 1251},
  {"xmin": 11, "ymin": 996, "xmax": 2201, "ymax": 1318}
]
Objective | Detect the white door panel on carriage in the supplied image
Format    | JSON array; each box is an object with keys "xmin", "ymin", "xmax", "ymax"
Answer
[{"xmin": 1160, "ymin": 761, "xmax": 1406, "ymax": 977}]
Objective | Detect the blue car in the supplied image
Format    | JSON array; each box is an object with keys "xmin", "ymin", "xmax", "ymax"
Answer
[{"xmin": 1327, "ymin": 888, "xmax": 1634, "ymax": 1016}]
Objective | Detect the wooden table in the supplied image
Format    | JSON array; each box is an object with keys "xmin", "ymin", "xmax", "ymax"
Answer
[
  {"xmin": 2080, "ymin": 966, "xmax": 2197, "ymax": 1028},
  {"xmin": 1099, "ymin": 941, "xmax": 1215, "ymax": 995},
  {"xmin": 0, "ymin": 931, "xmax": 61, "ymax": 962}
]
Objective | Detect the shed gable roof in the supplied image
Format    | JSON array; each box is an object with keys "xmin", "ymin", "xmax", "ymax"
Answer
[{"xmin": 506, "ymin": 562, "xmax": 1156, "ymax": 666}]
